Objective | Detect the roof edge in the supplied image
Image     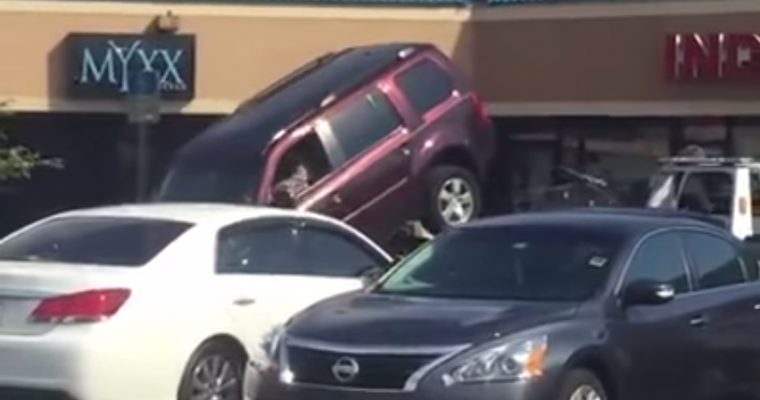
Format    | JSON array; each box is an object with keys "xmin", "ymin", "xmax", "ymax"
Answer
[
  {"xmin": 0, "ymin": 0, "xmax": 472, "ymax": 21},
  {"xmin": 472, "ymin": 0, "xmax": 760, "ymax": 21}
]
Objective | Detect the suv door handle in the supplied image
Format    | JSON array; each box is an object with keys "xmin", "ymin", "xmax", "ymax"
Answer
[
  {"xmin": 689, "ymin": 315, "xmax": 709, "ymax": 327},
  {"xmin": 232, "ymin": 297, "xmax": 256, "ymax": 306}
]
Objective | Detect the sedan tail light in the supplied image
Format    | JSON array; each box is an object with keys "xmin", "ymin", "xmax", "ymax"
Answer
[{"xmin": 30, "ymin": 288, "xmax": 131, "ymax": 324}]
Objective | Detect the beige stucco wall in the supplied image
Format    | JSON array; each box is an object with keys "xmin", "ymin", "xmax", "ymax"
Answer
[
  {"xmin": 0, "ymin": 1, "xmax": 469, "ymax": 113},
  {"xmin": 2, "ymin": 0, "xmax": 760, "ymax": 116}
]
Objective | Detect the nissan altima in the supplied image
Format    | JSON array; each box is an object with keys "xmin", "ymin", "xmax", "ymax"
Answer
[{"xmin": 248, "ymin": 209, "xmax": 760, "ymax": 400}]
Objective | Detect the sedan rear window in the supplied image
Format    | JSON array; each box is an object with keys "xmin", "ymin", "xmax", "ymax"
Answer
[
  {"xmin": 0, "ymin": 217, "xmax": 192, "ymax": 267},
  {"xmin": 376, "ymin": 225, "xmax": 625, "ymax": 302}
]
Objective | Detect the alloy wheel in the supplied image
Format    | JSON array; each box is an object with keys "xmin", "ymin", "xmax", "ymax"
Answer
[
  {"xmin": 437, "ymin": 177, "xmax": 475, "ymax": 225},
  {"xmin": 190, "ymin": 354, "xmax": 240, "ymax": 400},
  {"xmin": 568, "ymin": 384, "xmax": 603, "ymax": 400}
]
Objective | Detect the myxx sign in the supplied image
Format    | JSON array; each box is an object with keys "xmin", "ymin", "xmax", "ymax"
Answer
[
  {"xmin": 665, "ymin": 33, "xmax": 760, "ymax": 81},
  {"xmin": 64, "ymin": 33, "xmax": 196, "ymax": 101}
]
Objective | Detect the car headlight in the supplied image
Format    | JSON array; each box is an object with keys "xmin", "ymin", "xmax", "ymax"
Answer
[
  {"xmin": 262, "ymin": 326, "xmax": 284, "ymax": 360},
  {"xmin": 442, "ymin": 335, "xmax": 548, "ymax": 385}
]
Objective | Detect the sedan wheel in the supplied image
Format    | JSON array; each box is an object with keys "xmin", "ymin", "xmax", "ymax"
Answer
[
  {"xmin": 555, "ymin": 369, "xmax": 607, "ymax": 400},
  {"xmin": 191, "ymin": 355, "xmax": 240, "ymax": 400},
  {"xmin": 569, "ymin": 384, "xmax": 603, "ymax": 400},
  {"xmin": 178, "ymin": 342, "xmax": 244, "ymax": 400}
]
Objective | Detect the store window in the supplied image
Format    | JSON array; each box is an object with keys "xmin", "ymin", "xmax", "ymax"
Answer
[
  {"xmin": 501, "ymin": 117, "xmax": 677, "ymax": 211},
  {"xmin": 681, "ymin": 120, "xmax": 728, "ymax": 156},
  {"xmin": 733, "ymin": 119, "xmax": 760, "ymax": 158}
]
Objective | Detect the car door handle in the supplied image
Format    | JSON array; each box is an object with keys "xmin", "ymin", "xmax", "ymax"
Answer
[
  {"xmin": 689, "ymin": 315, "xmax": 709, "ymax": 327},
  {"xmin": 401, "ymin": 147, "xmax": 411, "ymax": 156},
  {"xmin": 753, "ymin": 303, "xmax": 760, "ymax": 310},
  {"xmin": 331, "ymin": 194, "xmax": 342, "ymax": 204},
  {"xmin": 232, "ymin": 297, "xmax": 256, "ymax": 306}
]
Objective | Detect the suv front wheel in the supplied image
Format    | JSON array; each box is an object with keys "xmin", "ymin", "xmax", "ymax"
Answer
[{"xmin": 421, "ymin": 165, "xmax": 482, "ymax": 233}]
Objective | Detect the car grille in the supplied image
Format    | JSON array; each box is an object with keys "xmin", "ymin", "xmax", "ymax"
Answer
[
  {"xmin": 0, "ymin": 387, "xmax": 74, "ymax": 400},
  {"xmin": 286, "ymin": 345, "xmax": 441, "ymax": 390}
]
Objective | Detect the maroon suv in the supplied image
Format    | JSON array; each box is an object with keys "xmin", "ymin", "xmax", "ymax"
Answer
[{"xmin": 157, "ymin": 43, "xmax": 496, "ymax": 242}]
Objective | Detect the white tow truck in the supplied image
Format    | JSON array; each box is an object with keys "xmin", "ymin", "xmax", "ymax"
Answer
[{"xmin": 647, "ymin": 156, "xmax": 760, "ymax": 239}]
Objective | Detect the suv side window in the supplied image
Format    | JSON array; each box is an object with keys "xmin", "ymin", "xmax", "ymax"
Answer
[
  {"xmin": 681, "ymin": 231, "xmax": 747, "ymax": 290},
  {"xmin": 395, "ymin": 58, "xmax": 455, "ymax": 116},
  {"xmin": 326, "ymin": 89, "xmax": 402, "ymax": 161},
  {"xmin": 678, "ymin": 171, "xmax": 732, "ymax": 214},
  {"xmin": 622, "ymin": 232, "xmax": 690, "ymax": 294},
  {"xmin": 216, "ymin": 221, "xmax": 304, "ymax": 274},
  {"xmin": 300, "ymin": 226, "xmax": 387, "ymax": 277}
]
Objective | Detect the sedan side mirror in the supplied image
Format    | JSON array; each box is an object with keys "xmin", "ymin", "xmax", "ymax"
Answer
[
  {"xmin": 621, "ymin": 280, "xmax": 675, "ymax": 307},
  {"xmin": 358, "ymin": 266, "xmax": 386, "ymax": 288}
]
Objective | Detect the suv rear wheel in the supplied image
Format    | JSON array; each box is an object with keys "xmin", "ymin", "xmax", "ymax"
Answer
[
  {"xmin": 556, "ymin": 369, "xmax": 607, "ymax": 400},
  {"xmin": 421, "ymin": 165, "xmax": 482, "ymax": 233}
]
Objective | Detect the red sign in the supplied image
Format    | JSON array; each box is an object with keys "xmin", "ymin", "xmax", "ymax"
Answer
[{"xmin": 665, "ymin": 33, "xmax": 760, "ymax": 81}]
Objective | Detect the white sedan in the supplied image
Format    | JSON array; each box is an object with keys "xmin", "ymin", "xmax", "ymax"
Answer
[{"xmin": 0, "ymin": 203, "xmax": 392, "ymax": 400}]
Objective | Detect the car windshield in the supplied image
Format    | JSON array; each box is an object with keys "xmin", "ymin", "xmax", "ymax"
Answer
[
  {"xmin": 157, "ymin": 159, "xmax": 264, "ymax": 204},
  {"xmin": 0, "ymin": 216, "xmax": 192, "ymax": 267},
  {"xmin": 375, "ymin": 225, "xmax": 625, "ymax": 301}
]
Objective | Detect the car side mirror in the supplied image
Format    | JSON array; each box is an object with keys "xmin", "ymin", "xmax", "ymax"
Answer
[
  {"xmin": 621, "ymin": 280, "xmax": 675, "ymax": 307},
  {"xmin": 358, "ymin": 266, "xmax": 386, "ymax": 288}
]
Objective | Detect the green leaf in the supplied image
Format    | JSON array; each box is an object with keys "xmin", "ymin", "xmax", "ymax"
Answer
[{"xmin": 0, "ymin": 102, "xmax": 63, "ymax": 181}]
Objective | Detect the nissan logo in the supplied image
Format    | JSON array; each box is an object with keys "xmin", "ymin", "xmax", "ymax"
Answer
[{"xmin": 331, "ymin": 356, "xmax": 360, "ymax": 382}]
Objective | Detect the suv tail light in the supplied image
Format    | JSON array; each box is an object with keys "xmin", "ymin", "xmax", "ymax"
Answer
[
  {"xmin": 471, "ymin": 95, "xmax": 490, "ymax": 123},
  {"xmin": 30, "ymin": 288, "xmax": 131, "ymax": 324}
]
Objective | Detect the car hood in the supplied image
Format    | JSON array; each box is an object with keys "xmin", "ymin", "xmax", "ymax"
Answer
[{"xmin": 286, "ymin": 292, "xmax": 581, "ymax": 347}]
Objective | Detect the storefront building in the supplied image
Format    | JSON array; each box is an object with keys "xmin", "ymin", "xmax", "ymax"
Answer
[{"xmin": 0, "ymin": 0, "xmax": 759, "ymax": 229}]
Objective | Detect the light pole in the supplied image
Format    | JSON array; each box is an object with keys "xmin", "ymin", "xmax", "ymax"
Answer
[{"xmin": 126, "ymin": 70, "xmax": 161, "ymax": 202}]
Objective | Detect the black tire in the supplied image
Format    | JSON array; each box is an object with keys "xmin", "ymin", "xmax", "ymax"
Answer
[
  {"xmin": 420, "ymin": 165, "xmax": 482, "ymax": 234},
  {"xmin": 555, "ymin": 369, "xmax": 608, "ymax": 400},
  {"xmin": 177, "ymin": 340, "xmax": 246, "ymax": 400}
]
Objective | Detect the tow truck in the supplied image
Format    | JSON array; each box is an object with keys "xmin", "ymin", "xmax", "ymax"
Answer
[{"xmin": 647, "ymin": 156, "xmax": 760, "ymax": 239}]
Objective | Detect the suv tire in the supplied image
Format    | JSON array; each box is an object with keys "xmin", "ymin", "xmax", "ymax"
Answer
[
  {"xmin": 177, "ymin": 340, "xmax": 245, "ymax": 400},
  {"xmin": 556, "ymin": 369, "xmax": 608, "ymax": 400},
  {"xmin": 421, "ymin": 165, "xmax": 482, "ymax": 233}
]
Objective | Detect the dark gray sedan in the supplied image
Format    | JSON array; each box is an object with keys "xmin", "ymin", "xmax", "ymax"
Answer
[{"xmin": 247, "ymin": 209, "xmax": 760, "ymax": 400}]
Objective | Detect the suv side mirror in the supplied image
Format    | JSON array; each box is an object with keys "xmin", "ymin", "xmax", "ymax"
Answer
[{"xmin": 621, "ymin": 280, "xmax": 675, "ymax": 307}]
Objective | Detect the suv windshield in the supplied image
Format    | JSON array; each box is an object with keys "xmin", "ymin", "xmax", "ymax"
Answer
[
  {"xmin": 376, "ymin": 226, "xmax": 624, "ymax": 301},
  {"xmin": 0, "ymin": 217, "xmax": 192, "ymax": 267}
]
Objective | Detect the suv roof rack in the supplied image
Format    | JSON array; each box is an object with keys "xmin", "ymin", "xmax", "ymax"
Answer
[{"xmin": 659, "ymin": 156, "xmax": 760, "ymax": 167}]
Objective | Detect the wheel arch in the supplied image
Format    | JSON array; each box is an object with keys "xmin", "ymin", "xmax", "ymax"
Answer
[
  {"xmin": 198, "ymin": 333, "xmax": 249, "ymax": 361},
  {"xmin": 426, "ymin": 146, "xmax": 480, "ymax": 177}
]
